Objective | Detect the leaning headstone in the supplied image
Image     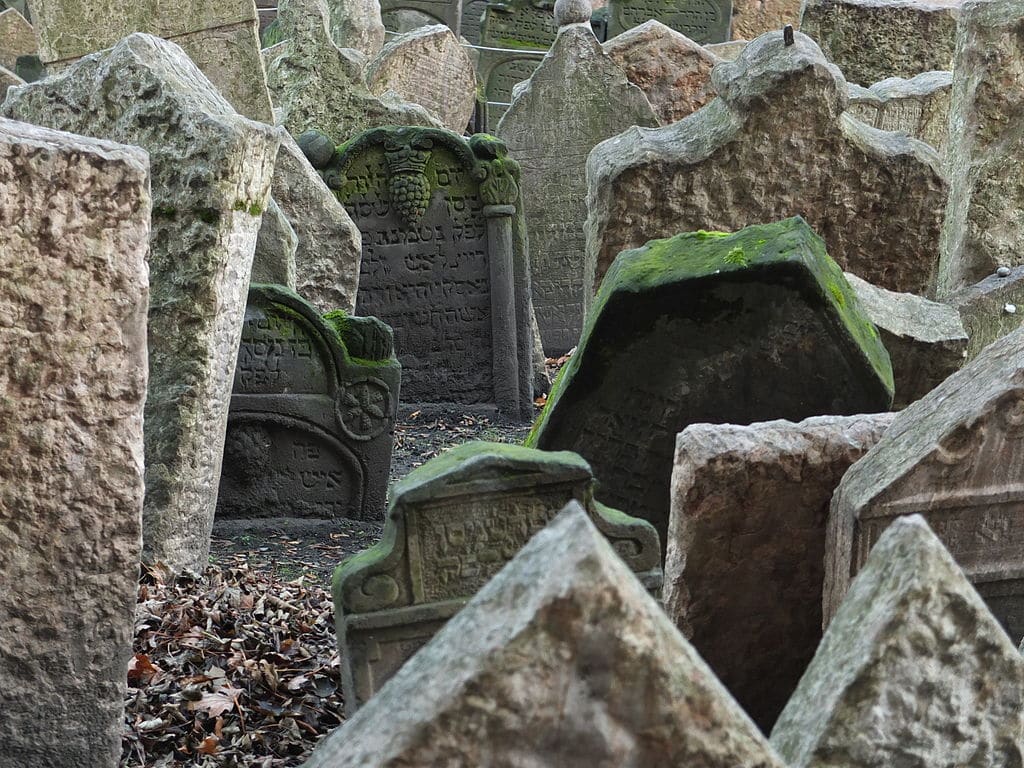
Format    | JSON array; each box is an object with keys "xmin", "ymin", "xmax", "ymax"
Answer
[
  {"xmin": 529, "ymin": 217, "xmax": 894, "ymax": 544},
  {"xmin": 587, "ymin": 30, "xmax": 947, "ymax": 297},
  {"xmin": 0, "ymin": 8, "xmax": 34, "ymax": 72},
  {"xmin": 665, "ymin": 414, "xmax": 894, "ymax": 733},
  {"xmin": 497, "ymin": 13, "xmax": 657, "ymax": 355},
  {"xmin": 606, "ymin": 0, "xmax": 732, "ymax": 42},
  {"xmin": 335, "ymin": 443, "xmax": 661, "ymax": 712},
  {"xmin": 29, "ymin": 0, "xmax": 274, "ymax": 121},
  {"xmin": 218, "ymin": 285, "xmax": 399, "ymax": 521},
  {"xmin": 327, "ymin": 0, "xmax": 386, "ymax": 54},
  {"xmin": 309, "ymin": 126, "xmax": 535, "ymax": 421},
  {"xmin": 309, "ymin": 504, "xmax": 787, "ymax": 767},
  {"xmin": 845, "ymin": 71, "xmax": 952, "ymax": 153},
  {"xmin": 0, "ymin": 117, "xmax": 149, "ymax": 768},
  {"xmin": 774, "ymin": 516, "xmax": 1024, "ymax": 766},
  {"xmin": 825, "ymin": 323, "xmax": 1024, "ymax": 642},
  {"xmin": 365, "ymin": 24, "xmax": 477, "ymax": 133},
  {"xmin": 253, "ymin": 198, "xmax": 299, "ymax": 288},
  {"xmin": 939, "ymin": 0, "xmax": 1024, "ymax": 295},
  {"xmin": 3, "ymin": 34, "xmax": 281, "ymax": 575},
  {"xmin": 947, "ymin": 265, "xmax": 1024, "ymax": 360}
]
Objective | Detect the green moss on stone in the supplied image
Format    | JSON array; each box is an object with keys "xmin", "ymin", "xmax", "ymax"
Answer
[
  {"xmin": 196, "ymin": 207, "xmax": 220, "ymax": 225},
  {"xmin": 232, "ymin": 200, "xmax": 264, "ymax": 217},
  {"xmin": 724, "ymin": 246, "xmax": 749, "ymax": 266},
  {"xmin": 152, "ymin": 205, "xmax": 177, "ymax": 219}
]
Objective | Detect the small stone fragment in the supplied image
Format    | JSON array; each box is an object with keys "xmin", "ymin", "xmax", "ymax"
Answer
[{"xmin": 946, "ymin": 264, "xmax": 1024, "ymax": 359}]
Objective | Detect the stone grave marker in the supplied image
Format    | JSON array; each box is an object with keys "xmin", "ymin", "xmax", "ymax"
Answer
[
  {"xmin": 327, "ymin": 0, "xmax": 386, "ymax": 54},
  {"xmin": 665, "ymin": 414, "xmax": 895, "ymax": 732},
  {"xmin": 529, "ymin": 217, "xmax": 894, "ymax": 545},
  {"xmin": 948, "ymin": 264, "xmax": 1024, "ymax": 360},
  {"xmin": 481, "ymin": 0, "xmax": 558, "ymax": 49},
  {"xmin": 334, "ymin": 443, "xmax": 661, "ymax": 711},
  {"xmin": 606, "ymin": 0, "xmax": 732, "ymax": 43},
  {"xmin": 705, "ymin": 37, "xmax": 745, "ymax": 58},
  {"xmin": 845, "ymin": 71, "xmax": 952, "ymax": 153},
  {"xmin": 730, "ymin": 0, "xmax": 799, "ymax": 39},
  {"xmin": 475, "ymin": 45, "xmax": 546, "ymax": 128},
  {"xmin": 309, "ymin": 126, "xmax": 535, "ymax": 421},
  {"xmin": 461, "ymin": 0, "xmax": 487, "ymax": 41},
  {"xmin": 774, "ymin": 516, "xmax": 1024, "ymax": 766},
  {"xmin": 4, "ymin": 34, "xmax": 281, "ymax": 576},
  {"xmin": 253, "ymin": 198, "xmax": 299, "ymax": 288},
  {"xmin": 826, "ymin": 323, "xmax": 1024, "ymax": 642},
  {"xmin": 381, "ymin": 0, "xmax": 462, "ymax": 35},
  {"xmin": 496, "ymin": 13, "xmax": 656, "ymax": 355},
  {"xmin": 217, "ymin": 285, "xmax": 399, "ymax": 522},
  {"xmin": 309, "ymin": 504, "xmax": 787, "ymax": 766},
  {"xmin": 0, "ymin": 8, "xmax": 35, "ymax": 72},
  {"xmin": 0, "ymin": 117, "xmax": 149, "ymax": 768},
  {"xmin": 0, "ymin": 62, "xmax": 22, "ymax": 99},
  {"xmin": 587, "ymin": 30, "xmax": 947, "ymax": 297}
]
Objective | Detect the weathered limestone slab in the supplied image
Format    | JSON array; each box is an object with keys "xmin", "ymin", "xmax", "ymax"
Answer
[
  {"xmin": 601, "ymin": 20, "xmax": 720, "ymax": 126},
  {"xmin": 335, "ymin": 443, "xmax": 661, "ymax": 712},
  {"xmin": 845, "ymin": 272, "xmax": 966, "ymax": 408},
  {"xmin": 0, "ymin": 8, "xmax": 35, "ymax": 72},
  {"xmin": 774, "ymin": 516, "xmax": 1024, "ymax": 766},
  {"xmin": 327, "ymin": 0, "xmax": 386, "ymax": 54},
  {"xmin": 497, "ymin": 20, "xmax": 656, "ymax": 356},
  {"xmin": 846, "ymin": 70, "xmax": 952, "ymax": 152},
  {"xmin": 0, "ymin": 62, "xmax": 22, "ymax": 100},
  {"xmin": 606, "ymin": 0, "xmax": 732, "ymax": 42},
  {"xmin": 939, "ymin": 0, "xmax": 1024, "ymax": 295},
  {"xmin": 253, "ymin": 198, "xmax": 298, "ymax": 288},
  {"xmin": 309, "ymin": 504, "xmax": 787, "ymax": 766},
  {"xmin": 665, "ymin": 413, "xmax": 894, "ymax": 733},
  {"xmin": 799, "ymin": 0, "xmax": 961, "ymax": 87},
  {"xmin": 365, "ymin": 24, "xmax": 477, "ymax": 133},
  {"xmin": 731, "ymin": 0, "xmax": 800, "ymax": 39},
  {"xmin": 4, "ymin": 34, "xmax": 281, "ymax": 575},
  {"xmin": 948, "ymin": 265, "xmax": 1024, "ymax": 360},
  {"xmin": 587, "ymin": 30, "xmax": 947, "ymax": 297},
  {"xmin": 0, "ymin": 117, "xmax": 149, "ymax": 768},
  {"xmin": 826, "ymin": 323, "xmax": 1024, "ymax": 642},
  {"xmin": 530, "ymin": 218, "xmax": 894, "ymax": 545},
  {"xmin": 29, "ymin": 0, "xmax": 274, "ymax": 121}
]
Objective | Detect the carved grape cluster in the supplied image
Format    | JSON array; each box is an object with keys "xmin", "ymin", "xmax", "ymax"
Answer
[{"xmin": 388, "ymin": 171, "xmax": 431, "ymax": 227}]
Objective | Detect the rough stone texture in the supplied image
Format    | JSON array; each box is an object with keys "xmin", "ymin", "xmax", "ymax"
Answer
[
  {"xmin": 939, "ymin": 0, "xmax": 1024, "ymax": 296},
  {"xmin": 0, "ymin": 8, "xmax": 35, "ymax": 72},
  {"xmin": 530, "ymin": 218, "xmax": 894, "ymax": 546},
  {"xmin": 601, "ymin": 20, "xmax": 720, "ymax": 126},
  {"xmin": 253, "ymin": 197, "xmax": 298, "ymax": 288},
  {"xmin": 497, "ymin": 22, "xmax": 657, "ymax": 356},
  {"xmin": 380, "ymin": 0, "xmax": 460, "ymax": 37},
  {"xmin": 665, "ymin": 413, "xmax": 894, "ymax": 734},
  {"xmin": 335, "ymin": 443, "xmax": 662, "ymax": 712},
  {"xmin": 606, "ymin": 0, "xmax": 732, "ymax": 42},
  {"xmin": 826, "ymin": 324, "xmax": 1024, "ymax": 643},
  {"xmin": 265, "ymin": 0, "xmax": 440, "ymax": 144},
  {"xmin": 799, "ymin": 0, "xmax": 961, "ymax": 87},
  {"xmin": 0, "ymin": 62, "xmax": 22, "ymax": 100},
  {"xmin": 29, "ymin": 0, "xmax": 274, "ymax": 121},
  {"xmin": 845, "ymin": 272, "xmax": 966, "ymax": 408},
  {"xmin": 0, "ymin": 117, "xmax": 149, "ymax": 768},
  {"xmin": 774, "ymin": 516, "xmax": 1024, "ymax": 767},
  {"xmin": 365, "ymin": 24, "xmax": 477, "ymax": 133},
  {"xmin": 705, "ymin": 37, "xmax": 746, "ymax": 59},
  {"xmin": 4, "ymin": 34, "xmax": 281, "ymax": 575},
  {"xmin": 327, "ymin": 0, "xmax": 386, "ymax": 54},
  {"xmin": 586, "ymin": 31, "xmax": 947, "ymax": 298},
  {"xmin": 845, "ymin": 70, "xmax": 952, "ymax": 152},
  {"xmin": 274, "ymin": 134, "xmax": 362, "ymax": 314},
  {"xmin": 308, "ymin": 505, "xmax": 788, "ymax": 767},
  {"xmin": 948, "ymin": 265, "xmax": 1024, "ymax": 360},
  {"xmin": 731, "ymin": 0, "xmax": 800, "ymax": 39}
]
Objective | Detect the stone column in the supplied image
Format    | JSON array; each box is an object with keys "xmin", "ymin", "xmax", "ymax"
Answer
[{"xmin": 485, "ymin": 202, "xmax": 521, "ymax": 416}]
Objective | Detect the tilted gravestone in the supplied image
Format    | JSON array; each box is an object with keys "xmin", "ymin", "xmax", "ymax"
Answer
[
  {"xmin": 529, "ymin": 217, "xmax": 894, "ymax": 546},
  {"xmin": 310, "ymin": 505, "xmax": 787, "ymax": 767},
  {"xmin": 0, "ymin": 118, "xmax": 149, "ymax": 768},
  {"xmin": 845, "ymin": 71, "xmax": 952, "ymax": 153},
  {"xmin": 606, "ymin": 0, "xmax": 731, "ymax": 43},
  {"xmin": 0, "ymin": 8, "xmax": 34, "ymax": 72},
  {"xmin": 327, "ymin": 0, "xmax": 386, "ymax": 54},
  {"xmin": 826, "ymin": 323, "xmax": 1024, "ymax": 643},
  {"xmin": 334, "ymin": 442, "xmax": 662, "ymax": 712},
  {"xmin": 948, "ymin": 264, "xmax": 1024, "ymax": 361},
  {"xmin": 774, "ymin": 516, "xmax": 1024, "ymax": 767},
  {"xmin": 380, "ymin": 0, "xmax": 462, "ymax": 35},
  {"xmin": 497, "ymin": 13, "xmax": 657, "ymax": 355},
  {"xmin": 3, "ymin": 34, "xmax": 281, "ymax": 576},
  {"xmin": 587, "ymin": 30, "xmax": 947, "ymax": 298},
  {"xmin": 217, "ymin": 285, "xmax": 399, "ymax": 522},
  {"xmin": 310, "ymin": 126, "xmax": 535, "ymax": 421}
]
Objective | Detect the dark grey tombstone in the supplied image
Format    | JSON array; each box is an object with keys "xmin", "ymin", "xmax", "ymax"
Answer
[
  {"xmin": 380, "ymin": 0, "xmax": 463, "ymax": 33},
  {"xmin": 460, "ymin": 0, "xmax": 489, "ymax": 42},
  {"xmin": 606, "ymin": 0, "xmax": 732, "ymax": 43}
]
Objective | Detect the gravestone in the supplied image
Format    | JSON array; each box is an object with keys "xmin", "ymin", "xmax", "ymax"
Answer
[
  {"xmin": 496, "ymin": 15, "xmax": 656, "ymax": 355},
  {"xmin": 335, "ymin": 443, "xmax": 661, "ymax": 711},
  {"xmin": 29, "ymin": 0, "xmax": 274, "ymax": 121},
  {"xmin": 461, "ymin": 0, "xmax": 487, "ymax": 41},
  {"xmin": 730, "ymin": 0, "xmax": 799, "ymax": 39},
  {"xmin": 3, "ymin": 34, "xmax": 281, "ymax": 576},
  {"xmin": 826, "ymin": 323, "xmax": 1024, "ymax": 643},
  {"xmin": 587, "ymin": 30, "xmax": 947, "ymax": 297},
  {"xmin": 665, "ymin": 414, "xmax": 895, "ymax": 733},
  {"xmin": 948, "ymin": 265, "xmax": 1024, "ymax": 360},
  {"xmin": 529, "ymin": 217, "xmax": 894, "ymax": 545},
  {"xmin": 0, "ymin": 62, "xmax": 22, "ymax": 99},
  {"xmin": 309, "ymin": 505, "xmax": 788, "ymax": 767},
  {"xmin": 481, "ymin": 0, "xmax": 558, "ymax": 48},
  {"xmin": 380, "ymin": 0, "xmax": 462, "ymax": 34},
  {"xmin": 705, "ymin": 37, "xmax": 745, "ymax": 58},
  {"xmin": 799, "ymin": 0, "xmax": 960, "ymax": 87},
  {"xmin": 0, "ymin": 118, "xmax": 149, "ymax": 768},
  {"xmin": 327, "ymin": 0, "xmax": 386, "ymax": 54},
  {"xmin": 774, "ymin": 516, "xmax": 1024, "ymax": 766},
  {"xmin": 939, "ymin": 0, "xmax": 1024, "ymax": 295},
  {"xmin": 217, "ymin": 285, "xmax": 399, "ymax": 521},
  {"xmin": 606, "ymin": 0, "xmax": 732, "ymax": 43},
  {"xmin": 475, "ymin": 45, "xmax": 546, "ymax": 128},
  {"xmin": 846, "ymin": 71, "xmax": 952, "ymax": 153},
  {"xmin": 0, "ymin": 8, "xmax": 34, "ymax": 72},
  {"xmin": 310, "ymin": 126, "xmax": 535, "ymax": 421},
  {"xmin": 253, "ymin": 198, "xmax": 298, "ymax": 288}
]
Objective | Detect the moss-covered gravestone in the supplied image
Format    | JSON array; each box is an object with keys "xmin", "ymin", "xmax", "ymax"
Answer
[
  {"xmin": 311, "ymin": 126, "xmax": 535, "ymax": 422},
  {"xmin": 217, "ymin": 286, "xmax": 399, "ymax": 522},
  {"xmin": 333, "ymin": 441, "xmax": 662, "ymax": 712},
  {"xmin": 607, "ymin": 0, "xmax": 732, "ymax": 42},
  {"xmin": 530, "ymin": 217, "xmax": 894, "ymax": 546}
]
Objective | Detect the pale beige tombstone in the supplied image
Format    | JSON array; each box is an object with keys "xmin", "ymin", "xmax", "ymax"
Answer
[
  {"xmin": 846, "ymin": 71, "xmax": 952, "ymax": 153},
  {"xmin": 327, "ymin": 0, "xmax": 385, "ymax": 54},
  {"xmin": 0, "ymin": 63, "xmax": 23, "ymax": 100},
  {"xmin": 0, "ymin": 8, "xmax": 35, "ymax": 72}
]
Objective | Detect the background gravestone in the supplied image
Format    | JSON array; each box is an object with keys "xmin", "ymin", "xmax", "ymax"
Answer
[
  {"xmin": 845, "ymin": 71, "xmax": 952, "ymax": 153},
  {"xmin": 475, "ymin": 46, "xmax": 546, "ymax": 128},
  {"xmin": 606, "ymin": 0, "xmax": 731, "ymax": 42},
  {"xmin": 380, "ymin": 0, "xmax": 462, "ymax": 34},
  {"xmin": 327, "ymin": 0, "xmax": 386, "ymax": 54},
  {"xmin": 461, "ymin": 0, "xmax": 487, "ymax": 41},
  {"xmin": 218, "ymin": 285, "xmax": 400, "ymax": 522},
  {"xmin": 334, "ymin": 442, "xmax": 661, "ymax": 712},
  {"xmin": 481, "ymin": 0, "xmax": 557, "ymax": 48},
  {"xmin": 0, "ymin": 8, "xmax": 35, "ymax": 72},
  {"xmin": 948, "ymin": 264, "xmax": 1024, "ymax": 360}
]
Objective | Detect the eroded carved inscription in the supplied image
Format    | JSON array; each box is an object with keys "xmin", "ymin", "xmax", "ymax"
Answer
[
  {"xmin": 236, "ymin": 309, "xmax": 329, "ymax": 394},
  {"xmin": 610, "ymin": 0, "xmax": 731, "ymax": 43}
]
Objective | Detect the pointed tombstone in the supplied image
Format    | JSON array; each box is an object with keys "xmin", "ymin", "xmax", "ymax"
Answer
[
  {"xmin": 496, "ymin": 10, "xmax": 657, "ymax": 356},
  {"xmin": 773, "ymin": 516, "xmax": 1024, "ymax": 766},
  {"xmin": 327, "ymin": 0, "xmax": 386, "ymax": 55},
  {"xmin": 530, "ymin": 217, "xmax": 894, "ymax": 546},
  {"xmin": 587, "ymin": 30, "xmax": 948, "ymax": 298},
  {"xmin": 0, "ymin": 117, "xmax": 149, "ymax": 767},
  {"xmin": 0, "ymin": 8, "xmax": 35, "ymax": 72},
  {"xmin": 308, "ymin": 503, "xmax": 788, "ymax": 766},
  {"xmin": 3, "ymin": 34, "xmax": 281, "ymax": 576}
]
